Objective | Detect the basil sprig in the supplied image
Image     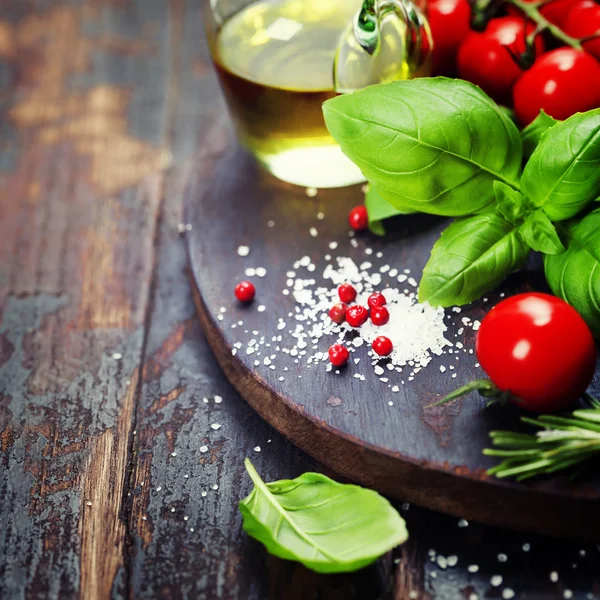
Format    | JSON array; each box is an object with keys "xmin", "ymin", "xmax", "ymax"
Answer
[
  {"xmin": 239, "ymin": 460, "xmax": 408, "ymax": 573},
  {"xmin": 324, "ymin": 79, "xmax": 600, "ymax": 335}
]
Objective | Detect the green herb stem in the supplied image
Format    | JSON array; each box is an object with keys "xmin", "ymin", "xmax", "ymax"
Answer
[{"xmin": 485, "ymin": 399, "xmax": 600, "ymax": 480}]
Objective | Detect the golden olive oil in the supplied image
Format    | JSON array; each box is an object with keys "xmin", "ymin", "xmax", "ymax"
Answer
[{"xmin": 213, "ymin": 0, "xmax": 365, "ymax": 188}]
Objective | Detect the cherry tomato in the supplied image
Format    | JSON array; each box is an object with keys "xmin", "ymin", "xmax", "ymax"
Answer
[
  {"xmin": 563, "ymin": 0, "xmax": 600, "ymax": 61},
  {"xmin": 428, "ymin": 0, "xmax": 472, "ymax": 75},
  {"xmin": 476, "ymin": 293, "xmax": 596, "ymax": 413},
  {"xmin": 508, "ymin": 0, "xmax": 580, "ymax": 26},
  {"xmin": 458, "ymin": 17, "xmax": 545, "ymax": 105},
  {"xmin": 513, "ymin": 47, "xmax": 600, "ymax": 125}
]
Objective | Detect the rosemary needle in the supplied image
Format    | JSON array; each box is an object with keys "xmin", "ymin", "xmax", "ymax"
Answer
[{"xmin": 484, "ymin": 395, "xmax": 600, "ymax": 480}]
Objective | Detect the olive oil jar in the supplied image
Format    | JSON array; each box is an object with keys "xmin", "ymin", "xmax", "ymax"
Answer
[{"xmin": 205, "ymin": 0, "xmax": 431, "ymax": 188}]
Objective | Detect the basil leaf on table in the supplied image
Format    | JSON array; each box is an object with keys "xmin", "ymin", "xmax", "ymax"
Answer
[
  {"xmin": 494, "ymin": 181, "xmax": 532, "ymax": 223},
  {"xmin": 365, "ymin": 185, "xmax": 413, "ymax": 236},
  {"xmin": 239, "ymin": 459, "xmax": 408, "ymax": 574},
  {"xmin": 419, "ymin": 213, "xmax": 530, "ymax": 307},
  {"xmin": 519, "ymin": 210, "xmax": 565, "ymax": 255},
  {"xmin": 521, "ymin": 109, "xmax": 600, "ymax": 221},
  {"xmin": 545, "ymin": 208, "xmax": 600, "ymax": 336},
  {"xmin": 323, "ymin": 78, "xmax": 523, "ymax": 217},
  {"xmin": 521, "ymin": 110, "xmax": 558, "ymax": 161}
]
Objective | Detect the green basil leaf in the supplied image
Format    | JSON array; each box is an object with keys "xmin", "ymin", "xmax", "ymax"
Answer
[
  {"xmin": 323, "ymin": 78, "xmax": 523, "ymax": 217},
  {"xmin": 520, "ymin": 210, "xmax": 565, "ymax": 255},
  {"xmin": 239, "ymin": 459, "xmax": 408, "ymax": 574},
  {"xmin": 419, "ymin": 213, "xmax": 530, "ymax": 307},
  {"xmin": 365, "ymin": 185, "xmax": 413, "ymax": 236},
  {"xmin": 521, "ymin": 109, "xmax": 600, "ymax": 221},
  {"xmin": 521, "ymin": 110, "xmax": 558, "ymax": 162},
  {"xmin": 494, "ymin": 181, "xmax": 532, "ymax": 223},
  {"xmin": 544, "ymin": 208, "xmax": 600, "ymax": 336}
]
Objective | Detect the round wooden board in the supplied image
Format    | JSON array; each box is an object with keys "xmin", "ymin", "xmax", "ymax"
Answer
[{"xmin": 184, "ymin": 128, "xmax": 600, "ymax": 540}]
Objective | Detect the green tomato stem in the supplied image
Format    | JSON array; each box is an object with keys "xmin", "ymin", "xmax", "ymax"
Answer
[{"xmin": 508, "ymin": 0, "xmax": 583, "ymax": 51}]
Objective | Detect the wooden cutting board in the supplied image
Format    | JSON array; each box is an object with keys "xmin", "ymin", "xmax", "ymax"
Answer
[{"xmin": 184, "ymin": 128, "xmax": 600, "ymax": 540}]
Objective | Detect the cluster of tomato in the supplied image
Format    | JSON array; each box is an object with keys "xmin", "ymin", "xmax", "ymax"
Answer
[{"xmin": 428, "ymin": 0, "xmax": 600, "ymax": 124}]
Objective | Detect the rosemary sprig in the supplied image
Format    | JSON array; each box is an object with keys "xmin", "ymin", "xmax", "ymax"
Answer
[{"xmin": 484, "ymin": 395, "xmax": 600, "ymax": 480}]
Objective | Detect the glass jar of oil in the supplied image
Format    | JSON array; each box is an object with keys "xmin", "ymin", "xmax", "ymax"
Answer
[{"xmin": 205, "ymin": 0, "xmax": 431, "ymax": 188}]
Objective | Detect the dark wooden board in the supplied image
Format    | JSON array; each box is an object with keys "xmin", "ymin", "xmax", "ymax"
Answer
[{"xmin": 185, "ymin": 127, "xmax": 600, "ymax": 540}]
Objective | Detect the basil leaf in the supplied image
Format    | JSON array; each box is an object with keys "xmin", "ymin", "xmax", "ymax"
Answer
[
  {"xmin": 520, "ymin": 210, "xmax": 565, "ymax": 255},
  {"xmin": 239, "ymin": 459, "xmax": 408, "ymax": 574},
  {"xmin": 323, "ymin": 78, "xmax": 523, "ymax": 217},
  {"xmin": 544, "ymin": 208, "xmax": 600, "ymax": 336},
  {"xmin": 521, "ymin": 110, "xmax": 558, "ymax": 161},
  {"xmin": 420, "ymin": 213, "xmax": 530, "ymax": 307},
  {"xmin": 494, "ymin": 181, "xmax": 532, "ymax": 223},
  {"xmin": 365, "ymin": 185, "xmax": 413, "ymax": 236},
  {"xmin": 521, "ymin": 109, "xmax": 600, "ymax": 221}
]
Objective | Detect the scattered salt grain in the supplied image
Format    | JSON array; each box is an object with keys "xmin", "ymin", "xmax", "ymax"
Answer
[
  {"xmin": 306, "ymin": 187, "xmax": 318, "ymax": 197},
  {"xmin": 237, "ymin": 245, "xmax": 250, "ymax": 257},
  {"xmin": 468, "ymin": 565, "xmax": 479, "ymax": 573},
  {"xmin": 254, "ymin": 446, "xmax": 261, "ymax": 452},
  {"xmin": 550, "ymin": 572, "xmax": 559, "ymax": 583},
  {"xmin": 214, "ymin": 395, "xmax": 223, "ymax": 403},
  {"xmin": 310, "ymin": 227, "xmax": 318, "ymax": 237},
  {"xmin": 491, "ymin": 575, "xmax": 503, "ymax": 587},
  {"xmin": 211, "ymin": 423, "xmax": 221, "ymax": 430},
  {"xmin": 112, "ymin": 352, "xmax": 123, "ymax": 360},
  {"xmin": 502, "ymin": 589, "xmax": 515, "ymax": 600},
  {"xmin": 200, "ymin": 446, "xmax": 208, "ymax": 453}
]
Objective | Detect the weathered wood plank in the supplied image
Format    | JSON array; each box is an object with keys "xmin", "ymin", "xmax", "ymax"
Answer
[{"xmin": 0, "ymin": 1, "xmax": 172, "ymax": 597}]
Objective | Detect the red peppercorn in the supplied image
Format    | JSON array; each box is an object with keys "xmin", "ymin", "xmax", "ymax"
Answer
[
  {"xmin": 373, "ymin": 336, "xmax": 393, "ymax": 356},
  {"xmin": 368, "ymin": 292, "xmax": 387, "ymax": 309},
  {"xmin": 349, "ymin": 205, "xmax": 369, "ymax": 231},
  {"xmin": 338, "ymin": 283, "xmax": 357, "ymax": 304},
  {"xmin": 328, "ymin": 344, "xmax": 350, "ymax": 367},
  {"xmin": 329, "ymin": 302, "xmax": 348, "ymax": 324},
  {"xmin": 346, "ymin": 305, "xmax": 369, "ymax": 328},
  {"xmin": 234, "ymin": 281, "xmax": 255, "ymax": 303},
  {"xmin": 371, "ymin": 306, "xmax": 390, "ymax": 326}
]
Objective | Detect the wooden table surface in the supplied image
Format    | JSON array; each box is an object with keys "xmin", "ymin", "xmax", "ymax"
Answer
[{"xmin": 0, "ymin": 1, "xmax": 598, "ymax": 598}]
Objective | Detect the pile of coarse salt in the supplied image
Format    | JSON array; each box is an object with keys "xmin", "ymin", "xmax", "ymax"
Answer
[{"xmin": 286, "ymin": 255, "xmax": 452, "ymax": 381}]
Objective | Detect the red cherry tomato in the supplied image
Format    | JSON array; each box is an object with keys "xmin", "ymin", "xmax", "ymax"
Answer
[
  {"xmin": 476, "ymin": 293, "xmax": 596, "ymax": 413},
  {"xmin": 563, "ymin": 0, "xmax": 600, "ymax": 61},
  {"xmin": 513, "ymin": 48, "xmax": 600, "ymax": 125},
  {"xmin": 428, "ymin": 0, "xmax": 472, "ymax": 75},
  {"xmin": 458, "ymin": 16, "xmax": 545, "ymax": 105},
  {"xmin": 508, "ymin": 0, "xmax": 580, "ymax": 26}
]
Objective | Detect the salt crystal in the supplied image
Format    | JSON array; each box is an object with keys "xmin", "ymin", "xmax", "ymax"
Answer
[
  {"xmin": 310, "ymin": 227, "xmax": 318, "ymax": 237},
  {"xmin": 491, "ymin": 575, "xmax": 503, "ymax": 587},
  {"xmin": 237, "ymin": 245, "xmax": 250, "ymax": 256},
  {"xmin": 306, "ymin": 187, "xmax": 318, "ymax": 197},
  {"xmin": 254, "ymin": 446, "xmax": 261, "ymax": 452},
  {"xmin": 211, "ymin": 423, "xmax": 221, "ymax": 430},
  {"xmin": 200, "ymin": 445, "xmax": 208, "ymax": 453}
]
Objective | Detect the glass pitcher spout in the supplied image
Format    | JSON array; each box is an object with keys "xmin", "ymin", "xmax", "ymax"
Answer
[{"xmin": 334, "ymin": 0, "xmax": 432, "ymax": 93}]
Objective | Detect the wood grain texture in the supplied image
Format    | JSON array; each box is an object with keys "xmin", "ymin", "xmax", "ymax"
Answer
[
  {"xmin": 0, "ymin": 0, "xmax": 167, "ymax": 598},
  {"xmin": 184, "ymin": 141, "xmax": 600, "ymax": 539},
  {"xmin": 0, "ymin": 1, "xmax": 599, "ymax": 599}
]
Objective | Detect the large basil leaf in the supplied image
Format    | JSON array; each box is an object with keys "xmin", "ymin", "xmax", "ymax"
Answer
[
  {"xmin": 419, "ymin": 213, "xmax": 530, "ymax": 307},
  {"xmin": 544, "ymin": 209, "xmax": 600, "ymax": 336},
  {"xmin": 323, "ymin": 78, "xmax": 523, "ymax": 217},
  {"xmin": 521, "ymin": 110, "xmax": 558, "ymax": 161},
  {"xmin": 521, "ymin": 109, "xmax": 600, "ymax": 221},
  {"xmin": 519, "ymin": 210, "xmax": 565, "ymax": 255},
  {"xmin": 239, "ymin": 460, "xmax": 408, "ymax": 574},
  {"xmin": 365, "ymin": 185, "xmax": 412, "ymax": 236}
]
